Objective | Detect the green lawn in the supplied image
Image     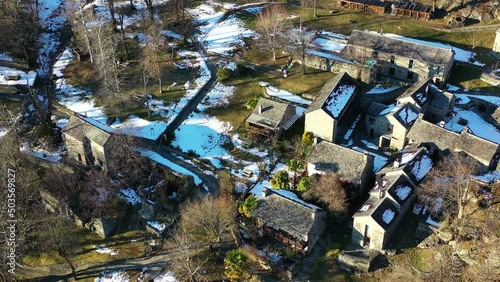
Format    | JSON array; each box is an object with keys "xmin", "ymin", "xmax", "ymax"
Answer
[{"xmin": 448, "ymin": 64, "xmax": 500, "ymax": 92}]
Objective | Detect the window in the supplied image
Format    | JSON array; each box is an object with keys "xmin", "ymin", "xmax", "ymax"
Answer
[
  {"xmin": 77, "ymin": 153, "xmax": 82, "ymax": 162},
  {"xmin": 368, "ymin": 117, "xmax": 375, "ymax": 124},
  {"xmin": 407, "ymin": 71, "xmax": 414, "ymax": 80},
  {"xmin": 390, "ymin": 55, "xmax": 395, "ymax": 64},
  {"xmin": 389, "ymin": 67, "xmax": 395, "ymax": 76},
  {"xmin": 371, "ymin": 51, "xmax": 378, "ymax": 58},
  {"xmin": 408, "ymin": 59, "xmax": 414, "ymax": 69}
]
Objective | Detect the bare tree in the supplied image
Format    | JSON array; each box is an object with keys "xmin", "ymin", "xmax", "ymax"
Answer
[
  {"xmin": 141, "ymin": 21, "xmax": 165, "ymax": 94},
  {"xmin": 255, "ymin": 5, "xmax": 290, "ymax": 61},
  {"xmin": 303, "ymin": 174, "xmax": 349, "ymax": 214},
  {"xmin": 418, "ymin": 152, "xmax": 479, "ymax": 222},
  {"xmin": 144, "ymin": 0, "xmax": 154, "ymax": 21},
  {"xmin": 288, "ymin": 26, "xmax": 315, "ymax": 75},
  {"xmin": 67, "ymin": 0, "xmax": 95, "ymax": 63},
  {"xmin": 107, "ymin": 0, "xmax": 117, "ymax": 24},
  {"xmin": 179, "ymin": 196, "xmax": 236, "ymax": 250},
  {"xmin": 466, "ymin": 31, "xmax": 483, "ymax": 51}
]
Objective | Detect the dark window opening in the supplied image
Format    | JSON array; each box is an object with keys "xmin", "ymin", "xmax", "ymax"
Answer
[
  {"xmin": 77, "ymin": 153, "xmax": 82, "ymax": 162},
  {"xmin": 407, "ymin": 71, "xmax": 414, "ymax": 80},
  {"xmin": 369, "ymin": 128, "xmax": 374, "ymax": 137},
  {"xmin": 372, "ymin": 51, "xmax": 378, "ymax": 58},
  {"xmin": 389, "ymin": 67, "xmax": 395, "ymax": 76},
  {"xmin": 390, "ymin": 55, "xmax": 395, "ymax": 64},
  {"xmin": 408, "ymin": 59, "xmax": 414, "ymax": 69}
]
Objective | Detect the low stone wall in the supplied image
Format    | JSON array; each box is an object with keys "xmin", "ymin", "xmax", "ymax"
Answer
[
  {"xmin": 480, "ymin": 72, "xmax": 500, "ymax": 87},
  {"xmin": 304, "ymin": 54, "xmax": 375, "ymax": 83}
]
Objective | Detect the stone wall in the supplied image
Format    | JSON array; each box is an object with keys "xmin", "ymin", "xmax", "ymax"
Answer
[
  {"xmin": 305, "ymin": 109, "xmax": 336, "ymax": 142},
  {"xmin": 304, "ymin": 54, "xmax": 375, "ymax": 84}
]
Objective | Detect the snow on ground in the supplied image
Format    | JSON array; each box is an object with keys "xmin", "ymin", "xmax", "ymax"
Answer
[
  {"xmin": 382, "ymin": 209, "xmax": 395, "ymax": 224},
  {"xmin": 138, "ymin": 149, "xmax": 203, "ymax": 185},
  {"xmin": 147, "ymin": 221, "xmax": 166, "ymax": 232},
  {"xmin": 309, "ymin": 37, "xmax": 346, "ymax": 53},
  {"xmin": 381, "ymin": 32, "xmax": 484, "ymax": 66},
  {"xmin": 119, "ymin": 188, "xmax": 141, "ymax": 205},
  {"xmin": 154, "ymin": 272, "xmax": 177, "ymax": 282},
  {"xmin": 343, "ymin": 115, "xmax": 360, "ymax": 141},
  {"xmin": 0, "ymin": 67, "xmax": 37, "ymax": 86},
  {"xmin": 454, "ymin": 94, "xmax": 500, "ymax": 106},
  {"xmin": 198, "ymin": 83, "xmax": 235, "ymax": 111},
  {"xmin": 325, "ymin": 85, "xmax": 356, "ymax": 119},
  {"xmin": 20, "ymin": 144, "xmax": 62, "ymax": 163},
  {"xmin": 365, "ymin": 84, "xmax": 401, "ymax": 95},
  {"xmin": 202, "ymin": 14, "xmax": 255, "ymax": 55},
  {"xmin": 37, "ymin": 0, "xmax": 67, "ymax": 78},
  {"xmin": 395, "ymin": 185, "xmax": 412, "ymax": 201},
  {"xmin": 361, "ymin": 140, "xmax": 378, "ymax": 150},
  {"xmin": 266, "ymin": 85, "xmax": 312, "ymax": 106},
  {"xmin": 0, "ymin": 53, "xmax": 13, "ymax": 62},
  {"xmin": 0, "ymin": 128, "xmax": 8, "ymax": 139},
  {"xmin": 111, "ymin": 115, "xmax": 168, "ymax": 141},
  {"xmin": 161, "ymin": 30, "xmax": 184, "ymax": 40},
  {"xmin": 95, "ymin": 245, "xmax": 118, "ymax": 255},
  {"xmin": 425, "ymin": 198, "xmax": 442, "ymax": 227},
  {"xmin": 173, "ymin": 83, "xmax": 236, "ymax": 168},
  {"xmin": 444, "ymin": 108, "xmax": 500, "ymax": 144},
  {"xmin": 95, "ymin": 270, "xmax": 129, "ymax": 282},
  {"xmin": 187, "ymin": 4, "xmax": 225, "ymax": 38},
  {"xmin": 250, "ymin": 164, "xmax": 320, "ymax": 209},
  {"xmin": 352, "ymin": 146, "xmax": 388, "ymax": 172}
]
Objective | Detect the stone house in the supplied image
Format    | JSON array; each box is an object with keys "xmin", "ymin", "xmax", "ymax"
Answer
[
  {"xmin": 245, "ymin": 97, "xmax": 301, "ymax": 142},
  {"xmin": 63, "ymin": 115, "xmax": 115, "ymax": 171},
  {"xmin": 366, "ymin": 102, "xmax": 420, "ymax": 149},
  {"xmin": 305, "ymin": 72, "xmax": 360, "ymax": 142},
  {"xmin": 493, "ymin": 27, "xmax": 500, "ymax": 59},
  {"xmin": 396, "ymin": 79, "xmax": 431, "ymax": 112},
  {"xmin": 378, "ymin": 147, "xmax": 434, "ymax": 185},
  {"xmin": 346, "ymin": 30, "xmax": 454, "ymax": 87},
  {"xmin": 423, "ymin": 84, "xmax": 455, "ymax": 123},
  {"xmin": 252, "ymin": 188, "xmax": 326, "ymax": 254},
  {"xmin": 407, "ymin": 117, "xmax": 500, "ymax": 170},
  {"xmin": 351, "ymin": 172, "xmax": 416, "ymax": 250},
  {"xmin": 307, "ymin": 139, "xmax": 374, "ymax": 196}
]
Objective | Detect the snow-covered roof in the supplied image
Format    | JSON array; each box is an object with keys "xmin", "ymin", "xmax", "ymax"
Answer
[
  {"xmin": 0, "ymin": 66, "xmax": 37, "ymax": 86},
  {"xmin": 391, "ymin": 103, "xmax": 419, "ymax": 128},
  {"xmin": 309, "ymin": 36, "xmax": 346, "ymax": 53},
  {"xmin": 306, "ymin": 72, "xmax": 358, "ymax": 119}
]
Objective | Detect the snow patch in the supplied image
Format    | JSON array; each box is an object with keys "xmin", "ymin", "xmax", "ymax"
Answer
[{"xmin": 382, "ymin": 209, "xmax": 395, "ymax": 224}]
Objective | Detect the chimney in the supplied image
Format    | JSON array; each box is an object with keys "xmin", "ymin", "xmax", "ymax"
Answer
[
  {"xmin": 262, "ymin": 187, "xmax": 269, "ymax": 198},
  {"xmin": 418, "ymin": 112, "xmax": 424, "ymax": 119},
  {"xmin": 311, "ymin": 209, "xmax": 317, "ymax": 220},
  {"xmin": 432, "ymin": 0, "xmax": 436, "ymax": 13},
  {"xmin": 439, "ymin": 121, "xmax": 445, "ymax": 127},
  {"xmin": 364, "ymin": 150, "xmax": 369, "ymax": 161},
  {"xmin": 393, "ymin": 158, "xmax": 401, "ymax": 168},
  {"xmin": 258, "ymin": 104, "xmax": 262, "ymax": 114},
  {"xmin": 313, "ymin": 137, "xmax": 318, "ymax": 145},
  {"xmin": 378, "ymin": 189, "xmax": 385, "ymax": 199}
]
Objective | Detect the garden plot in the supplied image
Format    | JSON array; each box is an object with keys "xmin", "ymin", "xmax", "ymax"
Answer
[{"xmin": 444, "ymin": 108, "xmax": 500, "ymax": 144}]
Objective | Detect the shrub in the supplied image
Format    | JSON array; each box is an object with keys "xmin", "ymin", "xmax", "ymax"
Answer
[
  {"xmin": 216, "ymin": 67, "xmax": 231, "ymax": 81},
  {"xmin": 224, "ymin": 249, "xmax": 249, "ymax": 280},
  {"xmin": 302, "ymin": 131, "xmax": 314, "ymax": 146},
  {"xmin": 270, "ymin": 170, "xmax": 289, "ymax": 190},
  {"xmin": 239, "ymin": 196, "xmax": 259, "ymax": 218},
  {"xmin": 36, "ymin": 122, "xmax": 52, "ymax": 138},
  {"xmin": 186, "ymin": 149, "xmax": 200, "ymax": 157},
  {"xmin": 246, "ymin": 93, "xmax": 263, "ymax": 110},
  {"xmin": 297, "ymin": 176, "xmax": 311, "ymax": 193}
]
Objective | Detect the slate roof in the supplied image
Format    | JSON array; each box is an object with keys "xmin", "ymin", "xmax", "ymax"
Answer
[
  {"xmin": 63, "ymin": 115, "xmax": 113, "ymax": 146},
  {"xmin": 389, "ymin": 103, "xmax": 420, "ymax": 129},
  {"xmin": 393, "ymin": 0, "xmax": 433, "ymax": 13},
  {"xmin": 398, "ymin": 79, "xmax": 431, "ymax": 107},
  {"xmin": 308, "ymin": 140, "xmax": 373, "ymax": 183},
  {"xmin": 347, "ymin": 30, "xmax": 454, "ymax": 66},
  {"xmin": 366, "ymin": 102, "xmax": 389, "ymax": 117},
  {"xmin": 386, "ymin": 173, "xmax": 416, "ymax": 206},
  {"xmin": 305, "ymin": 72, "xmax": 358, "ymax": 120},
  {"xmin": 378, "ymin": 147, "xmax": 433, "ymax": 184},
  {"xmin": 354, "ymin": 197, "xmax": 400, "ymax": 231},
  {"xmin": 246, "ymin": 98, "xmax": 297, "ymax": 130},
  {"xmin": 252, "ymin": 192, "xmax": 323, "ymax": 241},
  {"xmin": 407, "ymin": 117, "xmax": 459, "ymax": 150},
  {"xmin": 407, "ymin": 117, "xmax": 499, "ymax": 166}
]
